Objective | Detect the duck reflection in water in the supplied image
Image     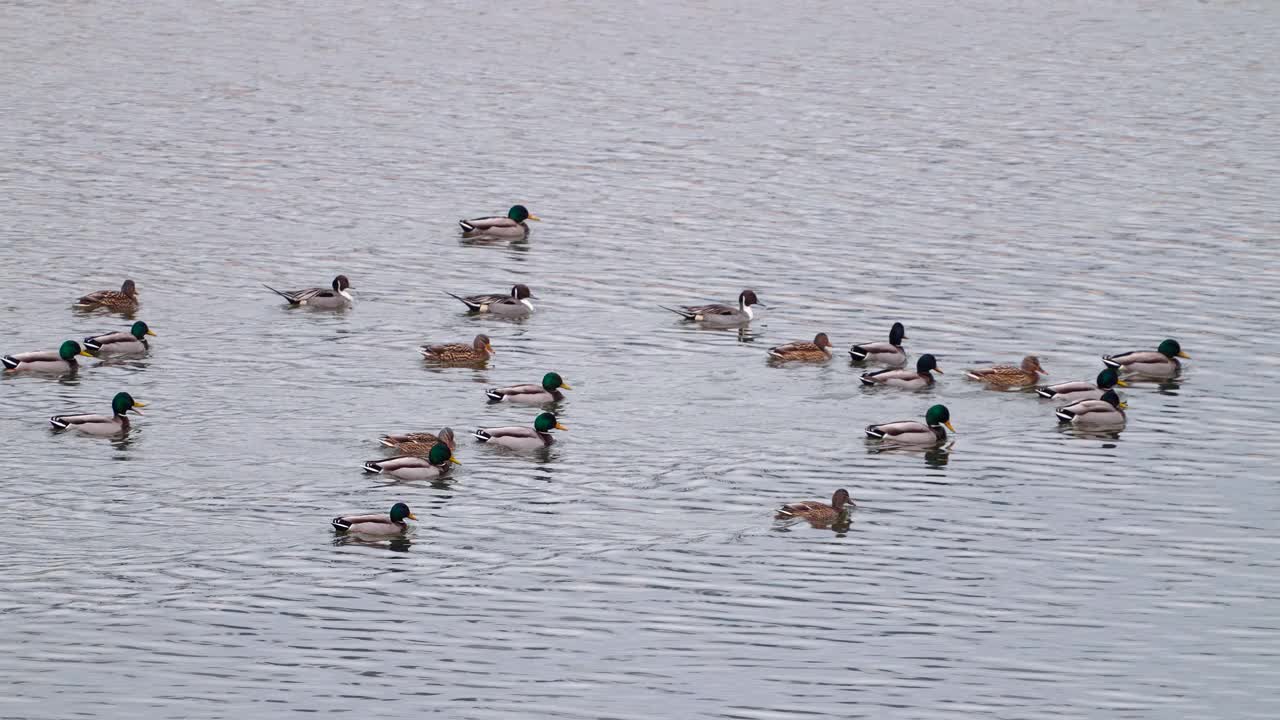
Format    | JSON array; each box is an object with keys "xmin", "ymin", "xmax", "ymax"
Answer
[{"xmin": 333, "ymin": 534, "xmax": 414, "ymax": 553}]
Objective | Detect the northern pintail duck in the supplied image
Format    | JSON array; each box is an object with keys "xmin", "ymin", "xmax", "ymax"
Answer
[
  {"xmin": 264, "ymin": 275, "xmax": 353, "ymax": 308},
  {"xmin": 486, "ymin": 372, "xmax": 571, "ymax": 404},
  {"xmin": 362, "ymin": 442, "xmax": 460, "ymax": 481},
  {"xmin": 75, "ymin": 279, "xmax": 138, "ymax": 311},
  {"xmin": 459, "ymin": 205, "xmax": 540, "ymax": 239},
  {"xmin": 474, "ymin": 411, "xmax": 566, "ymax": 449},
  {"xmin": 865, "ymin": 404, "xmax": 954, "ymax": 445},
  {"xmin": 965, "ymin": 355, "xmax": 1046, "ymax": 388},
  {"xmin": 446, "ymin": 283, "xmax": 534, "ymax": 317},
  {"xmin": 848, "ymin": 322, "xmax": 907, "ymax": 366},
  {"xmin": 418, "ymin": 334, "xmax": 494, "ymax": 363},
  {"xmin": 332, "ymin": 502, "xmax": 417, "ymax": 535},
  {"xmin": 1103, "ymin": 339, "xmax": 1188, "ymax": 377},
  {"xmin": 1037, "ymin": 368, "xmax": 1126, "ymax": 404},
  {"xmin": 660, "ymin": 289, "xmax": 764, "ymax": 326},
  {"xmin": 50, "ymin": 392, "xmax": 146, "ymax": 435},
  {"xmin": 1056, "ymin": 389, "xmax": 1127, "ymax": 428},
  {"xmin": 767, "ymin": 333, "xmax": 834, "ymax": 362},
  {"xmin": 775, "ymin": 489, "xmax": 855, "ymax": 526},
  {"xmin": 84, "ymin": 321, "xmax": 155, "ymax": 356},
  {"xmin": 3, "ymin": 340, "xmax": 93, "ymax": 373},
  {"xmin": 860, "ymin": 353, "xmax": 942, "ymax": 389}
]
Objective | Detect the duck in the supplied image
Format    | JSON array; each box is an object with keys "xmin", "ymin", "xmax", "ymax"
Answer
[
  {"xmin": 1037, "ymin": 368, "xmax": 1126, "ymax": 404},
  {"xmin": 859, "ymin": 353, "xmax": 942, "ymax": 389},
  {"xmin": 848, "ymin": 322, "xmax": 907, "ymax": 365},
  {"xmin": 362, "ymin": 442, "xmax": 460, "ymax": 481},
  {"xmin": 965, "ymin": 355, "xmax": 1046, "ymax": 388},
  {"xmin": 1103, "ymin": 339, "xmax": 1189, "ymax": 377},
  {"xmin": 3, "ymin": 340, "xmax": 94, "ymax": 373},
  {"xmin": 767, "ymin": 333, "xmax": 834, "ymax": 362},
  {"xmin": 418, "ymin": 334, "xmax": 494, "ymax": 363},
  {"xmin": 659, "ymin": 289, "xmax": 765, "ymax": 326},
  {"xmin": 83, "ymin": 321, "xmax": 156, "ymax": 356},
  {"xmin": 459, "ymin": 205, "xmax": 541, "ymax": 239},
  {"xmin": 263, "ymin": 275, "xmax": 353, "ymax": 308},
  {"xmin": 332, "ymin": 502, "xmax": 417, "ymax": 535},
  {"xmin": 486, "ymin": 372, "xmax": 571, "ymax": 404},
  {"xmin": 49, "ymin": 392, "xmax": 146, "ymax": 435},
  {"xmin": 379, "ymin": 427, "xmax": 456, "ymax": 453},
  {"xmin": 1056, "ymin": 389, "xmax": 1126, "ymax": 427},
  {"xmin": 446, "ymin": 283, "xmax": 535, "ymax": 317},
  {"xmin": 865, "ymin": 404, "xmax": 954, "ymax": 445},
  {"xmin": 775, "ymin": 489, "xmax": 855, "ymax": 526},
  {"xmin": 75, "ymin": 279, "xmax": 138, "ymax": 311},
  {"xmin": 474, "ymin": 411, "xmax": 566, "ymax": 449}
]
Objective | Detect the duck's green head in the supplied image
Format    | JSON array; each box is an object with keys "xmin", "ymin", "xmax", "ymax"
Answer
[
  {"xmin": 925, "ymin": 404, "xmax": 955, "ymax": 432},
  {"xmin": 130, "ymin": 321, "xmax": 156, "ymax": 339},
  {"xmin": 1101, "ymin": 389, "xmax": 1127, "ymax": 409},
  {"xmin": 916, "ymin": 353, "xmax": 941, "ymax": 374},
  {"xmin": 508, "ymin": 205, "xmax": 540, "ymax": 222},
  {"xmin": 428, "ymin": 442, "xmax": 461, "ymax": 466},
  {"xmin": 389, "ymin": 502, "xmax": 417, "ymax": 522},
  {"xmin": 61, "ymin": 340, "xmax": 94, "ymax": 360},
  {"xmin": 542, "ymin": 372, "xmax": 571, "ymax": 391},
  {"xmin": 534, "ymin": 412, "xmax": 567, "ymax": 433},
  {"xmin": 111, "ymin": 391, "xmax": 146, "ymax": 416},
  {"xmin": 1096, "ymin": 367, "xmax": 1126, "ymax": 389},
  {"xmin": 1158, "ymin": 338, "xmax": 1189, "ymax": 359},
  {"xmin": 889, "ymin": 322, "xmax": 906, "ymax": 345}
]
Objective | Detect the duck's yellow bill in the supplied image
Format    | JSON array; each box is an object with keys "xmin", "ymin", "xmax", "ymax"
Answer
[
  {"xmin": 527, "ymin": 214, "xmax": 542, "ymax": 221},
  {"xmin": 1178, "ymin": 351, "xmax": 1190, "ymax": 359},
  {"xmin": 555, "ymin": 422, "xmax": 568, "ymax": 431},
  {"xmin": 1116, "ymin": 379, "xmax": 1129, "ymax": 387},
  {"xmin": 407, "ymin": 512, "xmax": 419, "ymax": 521},
  {"xmin": 146, "ymin": 330, "xmax": 157, "ymax": 337},
  {"xmin": 450, "ymin": 457, "xmax": 463, "ymax": 465},
  {"xmin": 133, "ymin": 401, "xmax": 148, "ymax": 407},
  {"xmin": 1119, "ymin": 401, "xmax": 1129, "ymax": 409},
  {"xmin": 560, "ymin": 382, "xmax": 573, "ymax": 390},
  {"xmin": 79, "ymin": 350, "xmax": 95, "ymax": 357},
  {"xmin": 934, "ymin": 367, "xmax": 944, "ymax": 374},
  {"xmin": 944, "ymin": 421, "xmax": 956, "ymax": 432}
]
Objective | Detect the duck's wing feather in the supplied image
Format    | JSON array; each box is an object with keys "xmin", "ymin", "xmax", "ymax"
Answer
[
  {"xmin": 1104, "ymin": 349, "xmax": 1161, "ymax": 367},
  {"xmin": 1037, "ymin": 380, "xmax": 1093, "ymax": 398},
  {"xmin": 5, "ymin": 350, "xmax": 60, "ymax": 364},
  {"xmin": 474, "ymin": 425, "xmax": 538, "ymax": 442},
  {"xmin": 264, "ymin": 284, "xmax": 326, "ymax": 304},
  {"xmin": 83, "ymin": 331, "xmax": 136, "ymax": 350},
  {"xmin": 860, "ymin": 367, "xmax": 913, "ymax": 384},
  {"xmin": 488, "ymin": 383, "xmax": 543, "ymax": 400},
  {"xmin": 49, "ymin": 412, "xmax": 113, "ymax": 428},
  {"xmin": 865, "ymin": 420, "xmax": 929, "ymax": 438},
  {"xmin": 460, "ymin": 216, "xmax": 519, "ymax": 232}
]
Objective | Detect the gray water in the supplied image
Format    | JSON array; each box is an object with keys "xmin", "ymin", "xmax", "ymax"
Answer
[{"xmin": 3, "ymin": 1, "xmax": 1280, "ymax": 718}]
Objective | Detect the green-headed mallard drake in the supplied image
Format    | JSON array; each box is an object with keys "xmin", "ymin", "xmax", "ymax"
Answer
[
  {"xmin": 264, "ymin": 275, "xmax": 353, "ymax": 308},
  {"xmin": 860, "ymin": 353, "xmax": 942, "ymax": 389},
  {"xmin": 332, "ymin": 502, "xmax": 417, "ymax": 535},
  {"xmin": 379, "ymin": 427, "xmax": 456, "ymax": 453},
  {"xmin": 865, "ymin": 404, "xmax": 954, "ymax": 445},
  {"xmin": 362, "ymin": 442, "xmax": 460, "ymax": 481},
  {"xmin": 1056, "ymin": 389, "xmax": 1127, "ymax": 428},
  {"xmin": 474, "ymin": 411, "xmax": 566, "ymax": 449},
  {"xmin": 767, "ymin": 333, "xmax": 834, "ymax": 362},
  {"xmin": 1037, "ymin": 368, "xmax": 1126, "ymax": 404},
  {"xmin": 84, "ymin": 321, "xmax": 155, "ymax": 356},
  {"xmin": 49, "ymin": 391, "xmax": 145, "ymax": 435},
  {"xmin": 419, "ymin": 334, "xmax": 493, "ymax": 363},
  {"xmin": 75, "ymin": 279, "xmax": 138, "ymax": 311},
  {"xmin": 849, "ymin": 322, "xmax": 907, "ymax": 366},
  {"xmin": 965, "ymin": 355, "xmax": 1046, "ymax": 388},
  {"xmin": 775, "ymin": 489, "xmax": 855, "ymax": 526},
  {"xmin": 446, "ymin": 283, "xmax": 534, "ymax": 317},
  {"xmin": 3, "ymin": 340, "xmax": 94, "ymax": 373},
  {"xmin": 459, "ymin": 205, "xmax": 540, "ymax": 239},
  {"xmin": 1103, "ymin": 339, "xmax": 1188, "ymax": 377},
  {"xmin": 660, "ymin": 289, "xmax": 764, "ymax": 327},
  {"xmin": 486, "ymin": 372, "xmax": 571, "ymax": 404}
]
